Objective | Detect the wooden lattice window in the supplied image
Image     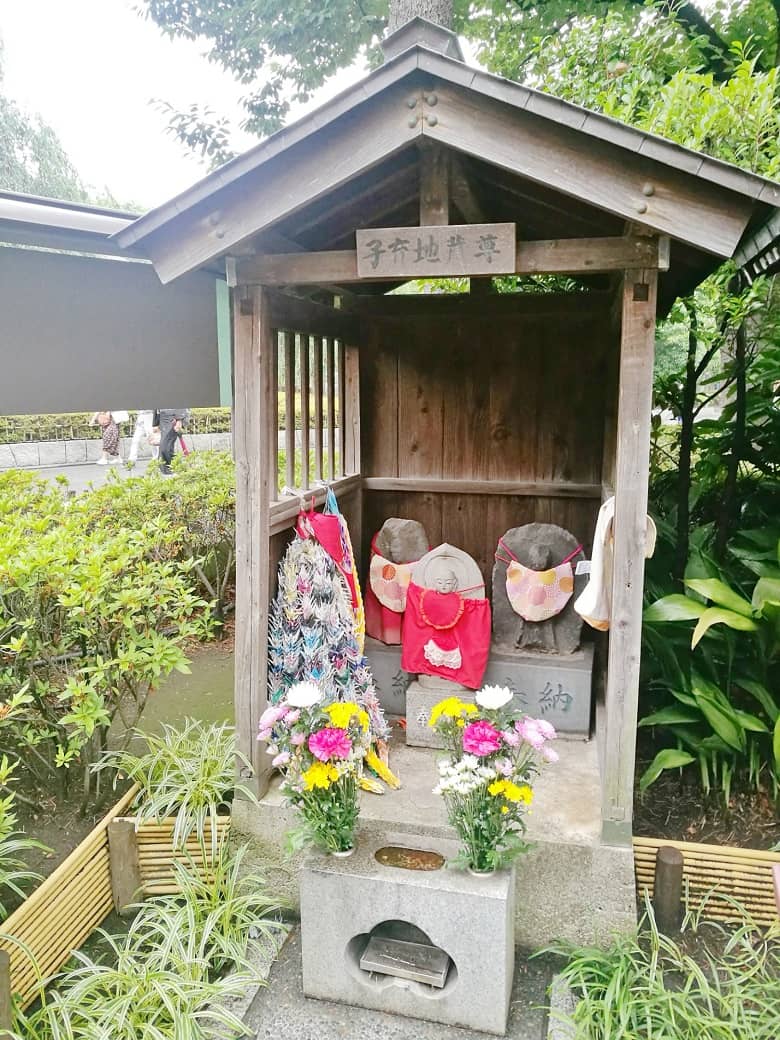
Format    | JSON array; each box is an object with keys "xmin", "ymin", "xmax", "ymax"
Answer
[{"xmin": 273, "ymin": 330, "xmax": 356, "ymax": 498}]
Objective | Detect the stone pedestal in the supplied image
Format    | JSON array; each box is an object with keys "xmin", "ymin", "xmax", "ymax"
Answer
[
  {"xmin": 300, "ymin": 830, "xmax": 515, "ymax": 1034},
  {"xmin": 405, "ymin": 644, "xmax": 594, "ymax": 748}
]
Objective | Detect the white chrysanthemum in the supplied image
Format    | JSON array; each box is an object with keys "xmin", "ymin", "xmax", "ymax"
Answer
[
  {"xmin": 475, "ymin": 684, "xmax": 513, "ymax": 710},
  {"xmin": 286, "ymin": 680, "xmax": 322, "ymax": 708},
  {"xmin": 461, "ymin": 754, "xmax": 479, "ymax": 771}
]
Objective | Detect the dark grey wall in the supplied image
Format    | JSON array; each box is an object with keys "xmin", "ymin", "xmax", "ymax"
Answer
[{"xmin": 0, "ymin": 247, "xmax": 220, "ymax": 414}]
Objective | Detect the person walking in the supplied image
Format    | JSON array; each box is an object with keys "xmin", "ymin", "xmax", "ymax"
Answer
[
  {"xmin": 127, "ymin": 409, "xmax": 158, "ymax": 465},
  {"xmin": 154, "ymin": 408, "xmax": 190, "ymax": 475},
  {"xmin": 89, "ymin": 410, "xmax": 121, "ymax": 465}
]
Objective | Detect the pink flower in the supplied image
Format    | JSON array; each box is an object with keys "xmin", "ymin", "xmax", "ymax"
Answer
[
  {"xmin": 517, "ymin": 718, "xmax": 545, "ymax": 750},
  {"xmin": 496, "ymin": 757, "xmax": 514, "ymax": 776},
  {"xmin": 462, "ymin": 720, "xmax": 503, "ymax": 757},
  {"xmin": 285, "ymin": 709, "xmax": 301, "ymax": 725},
  {"xmin": 272, "ymin": 751, "xmax": 291, "ymax": 768},
  {"xmin": 257, "ymin": 728, "xmax": 273, "ymax": 743},
  {"xmin": 291, "ymin": 731, "xmax": 306, "ymax": 746},
  {"xmin": 258, "ymin": 704, "xmax": 287, "ymax": 731},
  {"xmin": 537, "ymin": 719, "xmax": 557, "ymax": 740},
  {"xmin": 501, "ymin": 729, "xmax": 520, "ymax": 748},
  {"xmin": 309, "ymin": 726, "xmax": 352, "ymax": 761},
  {"xmin": 542, "ymin": 746, "xmax": 559, "ymax": 763}
]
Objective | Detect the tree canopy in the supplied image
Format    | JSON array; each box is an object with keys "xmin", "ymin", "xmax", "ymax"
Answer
[{"xmin": 139, "ymin": 0, "xmax": 780, "ymax": 164}]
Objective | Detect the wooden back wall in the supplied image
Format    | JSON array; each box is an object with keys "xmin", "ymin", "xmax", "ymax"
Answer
[{"xmin": 358, "ymin": 293, "xmax": 617, "ymax": 589}]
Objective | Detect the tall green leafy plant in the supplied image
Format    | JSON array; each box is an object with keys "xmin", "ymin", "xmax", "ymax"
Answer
[{"xmin": 641, "ymin": 528, "xmax": 780, "ymax": 800}]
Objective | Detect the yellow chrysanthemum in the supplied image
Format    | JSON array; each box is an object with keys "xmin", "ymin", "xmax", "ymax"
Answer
[
  {"xmin": 324, "ymin": 701, "xmax": 361, "ymax": 728},
  {"xmin": 488, "ymin": 780, "xmax": 533, "ymax": 805},
  {"xmin": 456, "ymin": 718, "xmax": 466, "ymax": 728},
  {"xmin": 429, "ymin": 697, "xmax": 478, "ymax": 727},
  {"xmin": 501, "ymin": 806, "xmax": 509, "ymax": 815},
  {"xmin": 302, "ymin": 762, "xmax": 339, "ymax": 790}
]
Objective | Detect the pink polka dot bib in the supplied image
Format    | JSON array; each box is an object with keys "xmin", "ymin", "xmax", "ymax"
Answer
[{"xmin": 495, "ymin": 538, "xmax": 581, "ymax": 623}]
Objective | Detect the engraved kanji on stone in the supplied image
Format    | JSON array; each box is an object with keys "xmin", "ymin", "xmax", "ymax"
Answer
[
  {"xmin": 538, "ymin": 681, "xmax": 574, "ymax": 715},
  {"xmin": 475, "ymin": 233, "xmax": 501, "ymax": 264},
  {"xmin": 416, "ymin": 709, "xmax": 429, "ymax": 727},
  {"xmin": 388, "ymin": 237, "xmax": 411, "ymax": 263},
  {"xmin": 499, "ymin": 677, "xmax": 527, "ymax": 708},
  {"xmin": 362, "ymin": 238, "xmax": 387, "ymax": 270},
  {"xmin": 392, "ymin": 669, "xmax": 412, "ymax": 696},
  {"xmin": 446, "ymin": 233, "xmax": 466, "ymax": 262},
  {"xmin": 413, "ymin": 234, "xmax": 441, "ymax": 264}
]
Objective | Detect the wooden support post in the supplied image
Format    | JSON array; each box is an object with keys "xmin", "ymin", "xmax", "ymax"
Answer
[
  {"xmin": 107, "ymin": 819, "xmax": 143, "ymax": 915},
  {"xmin": 653, "ymin": 845, "xmax": 684, "ymax": 934},
  {"xmin": 300, "ymin": 334, "xmax": 310, "ymax": 490},
  {"xmin": 234, "ymin": 285, "xmax": 274, "ymax": 797},
  {"xmin": 283, "ymin": 331, "xmax": 295, "ymax": 489},
  {"xmin": 420, "ymin": 143, "xmax": 449, "ymax": 226},
  {"xmin": 0, "ymin": 950, "xmax": 11, "ymax": 1038},
  {"xmin": 338, "ymin": 341, "xmax": 346, "ymax": 478},
  {"xmin": 326, "ymin": 338, "xmax": 336, "ymax": 481},
  {"xmin": 313, "ymin": 336, "xmax": 323, "ymax": 482},
  {"xmin": 773, "ymin": 864, "xmax": 780, "ymax": 914},
  {"xmin": 602, "ymin": 268, "xmax": 658, "ymax": 846}
]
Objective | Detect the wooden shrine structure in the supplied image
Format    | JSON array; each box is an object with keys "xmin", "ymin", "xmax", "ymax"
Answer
[{"xmin": 116, "ymin": 19, "xmax": 780, "ymax": 847}]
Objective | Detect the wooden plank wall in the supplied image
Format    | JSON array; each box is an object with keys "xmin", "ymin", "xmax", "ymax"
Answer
[{"xmin": 359, "ymin": 294, "xmax": 615, "ymax": 587}]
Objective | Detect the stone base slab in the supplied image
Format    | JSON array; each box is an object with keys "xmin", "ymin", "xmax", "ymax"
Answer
[
  {"xmin": 405, "ymin": 646, "xmax": 593, "ymax": 749},
  {"xmin": 300, "ymin": 830, "xmax": 515, "ymax": 1034}
]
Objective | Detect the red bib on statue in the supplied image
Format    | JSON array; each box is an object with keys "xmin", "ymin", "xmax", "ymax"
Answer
[{"xmin": 401, "ymin": 582, "xmax": 491, "ymax": 690}]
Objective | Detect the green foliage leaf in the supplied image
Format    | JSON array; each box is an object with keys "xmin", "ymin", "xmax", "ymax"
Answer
[
  {"xmin": 691, "ymin": 607, "xmax": 757, "ymax": 648},
  {"xmin": 639, "ymin": 749, "xmax": 695, "ymax": 791},
  {"xmin": 752, "ymin": 577, "xmax": 780, "ymax": 612},
  {"xmin": 774, "ymin": 717, "xmax": 780, "ymax": 776},
  {"xmin": 684, "ymin": 578, "xmax": 754, "ymax": 617},
  {"xmin": 638, "ymin": 707, "xmax": 700, "ymax": 727},
  {"xmin": 735, "ymin": 678, "xmax": 779, "ymax": 723},
  {"xmin": 644, "ymin": 595, "xmax": 707, "ymax": 622}
]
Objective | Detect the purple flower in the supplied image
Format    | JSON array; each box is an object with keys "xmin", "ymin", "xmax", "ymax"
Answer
[{"xmin": 517, "ymin": 718, "xmax": 545, "ymax": 750}]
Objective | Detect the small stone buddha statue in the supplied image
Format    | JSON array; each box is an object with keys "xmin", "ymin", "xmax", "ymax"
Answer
[{"xmin": 401, "ymin": 543, "xmax": 491, "ymax": 691}]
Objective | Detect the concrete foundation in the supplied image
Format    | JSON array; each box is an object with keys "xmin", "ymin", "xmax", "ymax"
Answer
[
  {"xmin": 300, "ymin": 831, "xmax": 515, "ymax": 1034},
  {"xmin": 232, "ymin": 724, "xmax": 636, "ymax": 949}
]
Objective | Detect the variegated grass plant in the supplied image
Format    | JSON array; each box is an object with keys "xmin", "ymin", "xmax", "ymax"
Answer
[
  {"xmin": 546, "ymin": 896, "xmax": 780, "ymax": 1040},
  {"xmin": 17, "ymin": 845, "xmax": 288, "ymax": 1040},
  {"xmin": 99, "ymin": 718, "xmax": 256, "ymax": 859}
]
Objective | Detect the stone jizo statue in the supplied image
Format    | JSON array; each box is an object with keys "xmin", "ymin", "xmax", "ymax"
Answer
[{"xmin": 492, "ymin": 523, "xmax": 584, "ymax": 655}]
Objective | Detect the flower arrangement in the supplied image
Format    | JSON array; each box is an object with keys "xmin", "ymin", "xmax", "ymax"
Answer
[
  {"xmin": 430, "ymin": 685, "xmax": 558, "ymax": 873},
  {"xmin": 257, "ymin": 681, "xmax": 371, "ymax": 853}
]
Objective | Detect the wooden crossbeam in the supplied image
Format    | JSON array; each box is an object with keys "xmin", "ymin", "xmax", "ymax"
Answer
[{"xmin": 236, "ymin": 236, "xmax": 669, "ymax": 286}]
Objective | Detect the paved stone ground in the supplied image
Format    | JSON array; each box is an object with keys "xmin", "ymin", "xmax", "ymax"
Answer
[
  {"xmin": 33, "ymin": 459, "xmax": 154, "ymax": 494},
  {"xmin": 244, "ymin": 929, "xmax": 555, "ymax": 1040}
]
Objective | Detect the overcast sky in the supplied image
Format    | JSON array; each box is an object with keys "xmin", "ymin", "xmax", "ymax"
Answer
[{"xmin": 0, "ymin": 0, "xmax": 368, "ymax": 210}]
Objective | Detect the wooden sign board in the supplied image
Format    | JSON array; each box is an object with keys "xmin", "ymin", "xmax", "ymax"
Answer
[{"xmin": 356, "ymin": 223, "xmax": 516, "ymax": 278}]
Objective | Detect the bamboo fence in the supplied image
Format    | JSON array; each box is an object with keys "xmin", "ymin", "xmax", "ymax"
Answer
[
  {"xmin": 634, "ymin": 836, "xmax": 780, "ymax": 927},
  {"xmin": 0, "ymin": 786, "xmax": 231, "ymax": 1011}
]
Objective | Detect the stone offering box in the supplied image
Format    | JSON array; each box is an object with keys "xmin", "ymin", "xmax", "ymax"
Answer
[
  {"xmin": 365, "ymin": 638, "xmax": 594, "ymax": 747},
  {"xmin": 300, "ymin": 830, "xmax": 515, "ymax": 1034}
]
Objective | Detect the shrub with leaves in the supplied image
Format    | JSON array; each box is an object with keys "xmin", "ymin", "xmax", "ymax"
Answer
[
  {"xmin": 0, "ymin": 470, "xmax": 213, "ymax": 805},
  {"xmin": 0, "ymin": 757, "xmax": 46, "ymax": 920}
]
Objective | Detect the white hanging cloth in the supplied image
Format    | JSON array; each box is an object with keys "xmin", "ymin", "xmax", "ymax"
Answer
[{"xmin": 574, "ymin": 496, "xmax": 657, "ymax": 632}]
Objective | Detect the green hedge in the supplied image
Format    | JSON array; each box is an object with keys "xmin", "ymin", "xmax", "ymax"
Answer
[{"xmin": 0, "ymin": 408, "xmax": 233, "ymax": 444}]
